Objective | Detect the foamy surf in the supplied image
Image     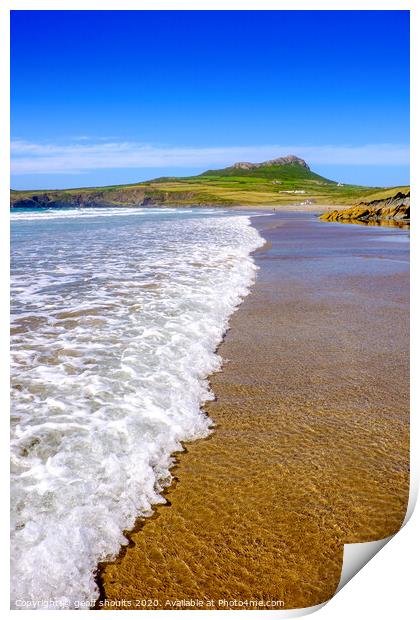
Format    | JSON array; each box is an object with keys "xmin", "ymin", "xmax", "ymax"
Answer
[{"xmin": 10, "ymin": 208, "xmax": 264, "ymax": 609}]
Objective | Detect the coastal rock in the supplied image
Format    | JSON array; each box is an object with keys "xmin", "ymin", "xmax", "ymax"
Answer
[
  {"xmin": 11, "ymin": 187, "xmax": 149, "ymax": 210},
  {"xmin": 321, "ymin": 191, "xmax": 410, "ymax": 223}
]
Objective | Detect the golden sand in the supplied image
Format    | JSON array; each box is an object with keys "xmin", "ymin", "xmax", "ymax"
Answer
[{"xmin": 97, "ymin": 212, "xmax": 409, "ymax": 610}]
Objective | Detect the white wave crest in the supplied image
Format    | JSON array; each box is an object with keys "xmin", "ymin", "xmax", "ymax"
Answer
[{"xmin": 10, "ymin": 209, "xmax": 264, "ymax": 608}]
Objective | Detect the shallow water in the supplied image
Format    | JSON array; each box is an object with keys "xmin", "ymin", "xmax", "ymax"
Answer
[
  {"xmin": 10, "ymin": 207, "xmax": 264, "ymax": 608},
  {"xmin": 100, "ymin": 212, "xmax": 409, "ymax": 609}
]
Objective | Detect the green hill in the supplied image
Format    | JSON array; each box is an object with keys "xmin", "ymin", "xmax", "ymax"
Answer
[
  {"xmin": 201, "ymin": 155, "xmax": 334, "ymax": 182},
  {"xmin": 10, "ymin": 154, "xmax": 408, "ymax": 209}
]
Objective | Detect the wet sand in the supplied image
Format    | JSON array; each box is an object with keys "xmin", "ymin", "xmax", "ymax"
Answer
[
  {"xmin": 98, "ymin": 212, "xmax": 409, "ymax": 610},
  {"xmin": 233, "ymin": 203, "xmax": 353, "ymax": 213}
]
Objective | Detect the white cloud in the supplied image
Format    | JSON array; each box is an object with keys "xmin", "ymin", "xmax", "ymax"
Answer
[{"xmin": 10, "ymin": 139, "xmax": 409, "ymax": 175}]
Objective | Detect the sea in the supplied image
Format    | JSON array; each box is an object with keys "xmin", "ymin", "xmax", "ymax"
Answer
[{"xmin": 10, "ymin": 206, "xmax": 264, "ymax": 609}]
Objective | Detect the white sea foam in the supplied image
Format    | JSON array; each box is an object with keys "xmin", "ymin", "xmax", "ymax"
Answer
[
  {"xmin": 10, "ymin": 206, "xmax": 220, "ymax": 221},
  {"xmin": 10, "ymin": 208, "xmax": 264, "ymax": 608}
]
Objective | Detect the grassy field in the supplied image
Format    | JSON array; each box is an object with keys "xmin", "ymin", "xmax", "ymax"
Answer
[{"xmin": 10, "ymin": 159, "xmax": 410, "ymax": 208}]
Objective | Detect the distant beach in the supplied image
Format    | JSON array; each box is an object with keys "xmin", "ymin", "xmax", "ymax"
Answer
[{"xmin": 99, "ymin": 211, "xmax": 409, "ymax": 610}]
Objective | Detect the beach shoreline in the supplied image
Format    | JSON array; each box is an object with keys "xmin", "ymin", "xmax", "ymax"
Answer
[
  {"xmin": 231, "ymin": 203, "xmax": 352, "ymax": 213},
  {"xmin": 97, "ymin": 211, "xmax": 409, "ymax": 610}
]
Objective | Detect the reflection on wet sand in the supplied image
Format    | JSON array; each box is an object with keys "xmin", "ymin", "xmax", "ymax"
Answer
[{"xmin": 335, "ymin": 218, "xmax": 410, "ymax": 228}]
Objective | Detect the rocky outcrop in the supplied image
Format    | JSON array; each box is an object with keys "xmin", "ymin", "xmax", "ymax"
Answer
[
  {"xmin": 232, "ymin": 155, "xmax": 309, "ymax": 170},
  {"xmin": 10, "ymin": 187, "xmax": 149, "ymax": 209},
  {"xmin": 321, "ymin": 191, "xmax": 410, "ymax": 223}
]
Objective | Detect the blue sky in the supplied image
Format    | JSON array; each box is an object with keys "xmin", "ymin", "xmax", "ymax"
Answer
[{"xmin": 11, "ymin": 10, "xmax": 410, "ymax": 189}]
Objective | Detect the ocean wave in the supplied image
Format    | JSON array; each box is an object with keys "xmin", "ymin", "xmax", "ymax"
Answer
[
  {"xmin": 10, "ymin": 206, "xmax": 218, "ymax": 221},
  {"xmin": 10, "ymin": 209, "xmax": 264, "ymax": 608},
  {"xmin": 10, "ymin": 206, "xmax": 175, "ymax": 222}
]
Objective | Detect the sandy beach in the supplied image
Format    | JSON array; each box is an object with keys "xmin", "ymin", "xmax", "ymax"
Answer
[{"xmin": 97, "ymin": 211, "xmax": 409, "ymax": 610}]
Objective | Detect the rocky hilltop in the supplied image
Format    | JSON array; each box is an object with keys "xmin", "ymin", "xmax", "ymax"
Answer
[
  {"xmin": 232, "ymin": 155, "xmax": 309, "ymax": 170},
  {"xmin": 321, "ymin": 191, "xmax": 410, "ymax": 224}
]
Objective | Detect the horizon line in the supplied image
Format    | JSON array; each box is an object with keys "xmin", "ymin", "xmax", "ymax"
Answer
[{"xmin": 11, "ymin": 140, "xmax": 410, "ymax": 180}]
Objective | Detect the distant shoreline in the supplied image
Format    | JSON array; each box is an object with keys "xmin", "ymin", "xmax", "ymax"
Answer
[{"xmin": 10, "ymin": 155, "xmax": 410, "ymax": 212}]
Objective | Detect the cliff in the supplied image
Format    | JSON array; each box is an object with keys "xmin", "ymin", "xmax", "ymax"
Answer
[{"xmin": 9, "ymin": 186, "xmax": 220, "ymax": 209}]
